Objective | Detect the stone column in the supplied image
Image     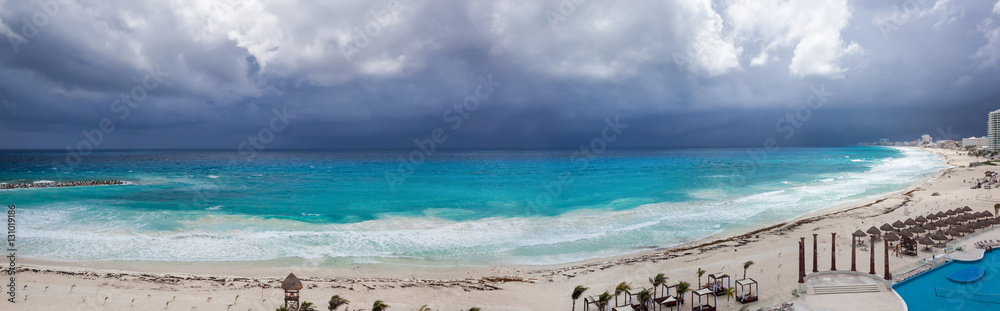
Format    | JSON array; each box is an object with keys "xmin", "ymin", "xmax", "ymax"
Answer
[
  {"xmin": 798, "ymin": 238, "xmax": 805, "ymax": 284},
  {"xmin": 831, "ymin": 233, "xmax": 837, "ymax": 271},
  {"xmin": 812, "ymin": 234, "xmax": 818, "ymax": 273},
  {"xmin": 869, "ymin": 235, "xmax": 876, "ymax": 275},
  {"xmin": 851, "ymin": 235, "xmax": 857, "ymax": 272},
  {"xmin": 884, "ymin": 239, "xmax": 891, "ymax": 280}
]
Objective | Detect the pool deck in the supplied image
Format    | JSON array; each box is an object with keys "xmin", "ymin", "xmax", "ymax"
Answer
[{"xmin": 792, "ymin": 273, "xmax": 904, "ymax": 311}]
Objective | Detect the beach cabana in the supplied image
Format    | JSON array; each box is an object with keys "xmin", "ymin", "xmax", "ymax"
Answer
[
  {"xmin": 584, "ymin": 295, "xmax": 601, "ymax": 311},
  {"xmin": 735, "ymin": 278, "xmax": 759, "ymax": 304},
  {"xmin": 623, "ymin": 287, "xmax": 646, "ymax": 306},
  {"xmin": 281, "ymin": 273, "xmax": 303, "ymax": 310},
  {"xmin": 706, "ymin": 273, "xmax": 730, "ymax": 296},
  {"xmin": 691, "ymin": 288, "xmax": 717, "ymax": 311},
  {"xmin": 656, "ymin": 296, "xmax": 679, "ymax": 311},
  {"xmin": 658, "ymin": 281, "xmax": 680, "ymax": 300}
]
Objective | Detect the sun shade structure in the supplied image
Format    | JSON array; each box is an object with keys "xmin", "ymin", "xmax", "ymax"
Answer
[
  {"xmin": 853, "ymin": 229, "xmax": 867, "ymax": 237},
  {"xmin": 915, "ymin": 216, "xmax": 928, "ymax": 223},
  {"xmin": 281, "ymin": 273, "xmax": 303, "ymax": 310},
  {"xmin": 898, "ymin": 230, "xmax": 914, "ymax": 237},
  {"xmin": 735, "ymin": 279, "xmax": 759, "ymax": 304},
  {"xmin": 892, "ymin": 220, "xmax": 907, "ymax": 229},
  {"xmin": 866, "ymin": 226, "xmax": 881, "ymax": 235},
  {"xmin": 909, "ymin": 226, "xmax": 926, "ymax": 234},
  {"xmin": 962, "ymin": 206, "xmax": 973, "ymax": 212},
  {"xmin": 691, "ymin": 288, "xmax": 718, "ymax": 311},
  {"xmin": 707, "ymin": 273, "xmax": 730, "ymax": 296},
  {"xmin": 880, "ymin": 223, "xmax": 895, "ymax": 231},
  {"xmin": 926, "ymin": 213, "xmax": 939, "ymax": 220},
  {"xmin": 905, "ymin": 218, "xmax": 918, "ymax": 226},
  {"xmin": 883, "ymin": 232, "xmax": 900, "ymax": 241}
]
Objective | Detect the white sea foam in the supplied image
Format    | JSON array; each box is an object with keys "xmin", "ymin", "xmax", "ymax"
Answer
[
  {"xmin": 207, "ymin": 175, "xmax": 220, "ymax": 179},
  {"xmin": 33, "ymin": 180, "xmax": 55, "ymax": 183}
]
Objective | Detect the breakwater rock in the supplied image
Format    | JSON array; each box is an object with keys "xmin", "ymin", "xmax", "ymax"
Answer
[{"xmin": 1, "ymin": 180, "xmax": 126, "ymax": 189}]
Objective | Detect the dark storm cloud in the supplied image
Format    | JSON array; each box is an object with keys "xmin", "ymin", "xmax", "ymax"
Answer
[{"xmin": 1, "ymin": 0, "xmax": 1000, "ymax": 150}]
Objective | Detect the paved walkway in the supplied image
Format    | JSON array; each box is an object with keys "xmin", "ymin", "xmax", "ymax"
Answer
[{"xmin": 792, "ymin": 273, "xmax": 904, "ymax": 311}]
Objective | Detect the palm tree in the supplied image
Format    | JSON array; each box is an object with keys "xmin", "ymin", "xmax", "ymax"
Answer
[
  {"xmin": 595, "ymin": 291, "xmax": 613, "ymax": 311},
  {"xmin": 276, "ymin": 308, "xmax": 290, "ymax": 311},
  {"xmin": 372, "ymin": 300, "xmax": 389, "ymax": 311},
  {"xmin": 743, "ymin": 260, "xmax": 755, "ymax": 279},
  {"xmin": 614, "ymin": 282, "xmax": 631, "ymax": 307},
  {"xmin": 468, "ymin": 308, "xmax": 481, "ymax": 311},
  {"xmin": 328, "ymin": 295, "xmax": 349, "ymax": 311},
  {"xmin": 994, "ymin": 203, "xmax": 999, "ymax": 216},
  {"xmin": 572, "ymin": 285, "xmax": 589, "ymax": 311},
  {"xmin": 636, "ymin": 289, "xmax": 653, "ymax": 311},
  {"xmin": 301, "ymin": 301, "xmax": 317, "ymax": 311},
  {"xmin": 649, "ymin": 273, "xmax": 667, "ymax": 298},
  {"xmin": 696, "ymin": 268, "xmax": 706, "ymax": 288},
  {"xmin": 724, "ymin": 287, "xmax": 735, "ymax": 301},
  {"xmin": 416, "ymin": 305, "xmax": 431, "ymax": 311},
  {"xmin": 675, "ymin": 281, "xmax": 691, "ymax": 305}
]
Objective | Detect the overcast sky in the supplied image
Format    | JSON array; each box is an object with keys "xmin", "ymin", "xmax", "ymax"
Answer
[{"xmin": 2, "ymin": 0, "xmax": 1000, "ymax": 150}]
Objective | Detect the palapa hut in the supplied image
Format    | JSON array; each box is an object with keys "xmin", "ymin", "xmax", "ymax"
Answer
[
  {"xmin": 866, "ymin": 226, "xmax": 882, "ymax": 241},
  {"xmin": 880, "ymin": 223, "xmax": 895, "ymax": 232},
  {"xmin": 282, "ymin": 273, "xmax": 304, "ymax": 310}
]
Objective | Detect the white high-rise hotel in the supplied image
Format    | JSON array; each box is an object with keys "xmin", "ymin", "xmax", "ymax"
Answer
[{"xmin": 990, "ymin": 109, "xmax": 1000, "ymax": 151}]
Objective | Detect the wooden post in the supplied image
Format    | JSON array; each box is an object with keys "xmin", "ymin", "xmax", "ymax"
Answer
[
  {"xmin": 851, "ymin": 235, "xmax": 857, "ymax": 272},
  {"xmin": 884, "ymin": 239, "xmax": 891, "ymax": 280},
  {"xmin": 870, "ymin": 235, "xmax": 876, "ymax": 275},
  {"xmin": 812, "ymin": 234, "xmax": 818, "ymax": 273},
  {"xmin": 830, "ymin": 233, "xmax": 837, "ymax": 271},
  {"xmin": 798, "ymin": 238, "xmax": 805, "ymax": 284}
]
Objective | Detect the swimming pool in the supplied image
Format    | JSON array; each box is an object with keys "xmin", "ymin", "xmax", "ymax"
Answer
[{"xmin": 894, "ymin": 251, "xmax": 1000, "ymax": 310}]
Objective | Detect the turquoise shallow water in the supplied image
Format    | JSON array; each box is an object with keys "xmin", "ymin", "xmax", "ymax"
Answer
[
  {"xmin": 0, "ymin": 147, "xmax": 944, "ymax": 265},
  {"xmin": 895, "ymin": 252, "xmax": 1000, "ymax": 310}
]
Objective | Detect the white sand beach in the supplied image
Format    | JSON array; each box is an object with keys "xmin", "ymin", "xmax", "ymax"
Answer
[{"xmin": 12, "ymin": 147, "xmax": 995, "ymax": 311}]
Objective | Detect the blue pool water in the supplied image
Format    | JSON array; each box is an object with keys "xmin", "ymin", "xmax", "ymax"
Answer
[
  {"xmin": 0, "ymin": 147, "xmax": 943, "ymax": 265},
  {"xmin": 895, "ymin": 252, "xmax": 1000, "ymax": 310}
]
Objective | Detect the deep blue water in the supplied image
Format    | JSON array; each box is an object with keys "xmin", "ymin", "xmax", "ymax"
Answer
[{"xmin": 0, "ymin": 147, "xmax": 944, "ymax": 265}]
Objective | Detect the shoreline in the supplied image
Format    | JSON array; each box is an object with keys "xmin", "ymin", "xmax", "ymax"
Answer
[{"xmin": 13, "ymin": 146, "xmax": 972, "ymax": 310}]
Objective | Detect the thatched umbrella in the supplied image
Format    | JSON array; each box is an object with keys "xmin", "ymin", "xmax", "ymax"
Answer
[
  {"xmin": 866, "ymin": 226, "xmax": 881, "ymax": 236},
  {"xmin": 905, "ymin": 218, "xmax": 918, "ymax": 227},
  {"xmin": 923, "ymin": 223, "xmax": 937, "ymax": 231},
  {"xmin": 880, "ymin": 223, "xmax": 895, "ymax": 232},
  {"xmin": 910, "ymin": 225, "xmax": 926, "ymax": 234},
  {"xmin": 993, "ymin": 217, "xmax": 1000, "ymax": 225},
  {"xmin": 927, "ymin": 214, "xmax": 939, "ymax": 221},
  {"xmin": 957, "ymin": 225, "xmax": 973, "ymax": 233},
  {"xmin": 915, "ymin": 216, "xmax": 928, "ymax": 224},
  {"xmin": 945, "ymin": 228, "xmax": 962, "ymax": 237},
  {"xmin": 946, "ymin": 209, "xmax": 957, "ymax": 216},
  {"xmin": 853, "ymin": 229, "xmax": 867, "ymax": 238},
  {"xmin": 898, "ymin": 229, "xmax": 914, "ymax": 238},
  {"xmin": 944, "ymin": 217, "xmax": 959, "ymax": 225},
  {"xmin": 984, "ymin": 211, "xmax": 994, "ymax": 218},
  {"xmin": 935, "ymin": 211, "xmax": 947, "ymax": 218},
  {"xmin": 931, "ymin": 232, "xmax": 950, "ymax": 242},
  {"xmin": 918, "ymin": 236, "xmax": 936, "ymax": 250},
  {"xmin": 892, "ymin": 220, "xmax": 907, "ymax": 229},
  {"xmin": 884, "ymin": 232, "xmax": 900, "ymax": 241},
  {"xmin": 962, "ymin": 206, "xmax": 973, "ymax": 212}
]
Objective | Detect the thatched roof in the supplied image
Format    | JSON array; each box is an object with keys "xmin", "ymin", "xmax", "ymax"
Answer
[{"xmin": 281, "ymin": 273, "xmax": 303, "ymax": 291}]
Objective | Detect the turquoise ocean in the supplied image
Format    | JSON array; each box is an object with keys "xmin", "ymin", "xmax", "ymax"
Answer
[{"xmin": 0, "ymin": 147, "xmax": 944, "ymax": 266}]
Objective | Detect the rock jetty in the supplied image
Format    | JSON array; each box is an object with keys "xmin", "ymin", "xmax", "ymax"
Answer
[{"xmin": 0, "ymin": 180, "xmax": 125, "ymax": 189}]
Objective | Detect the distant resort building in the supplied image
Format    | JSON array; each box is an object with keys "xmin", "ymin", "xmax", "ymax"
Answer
[
  {"xmin": 963, "ymin": 136, "xmax": 989, "ymax": 149},
  {"xmin": 989, "ymin": 109, "xmax": 1000, "ymax": 151}
]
